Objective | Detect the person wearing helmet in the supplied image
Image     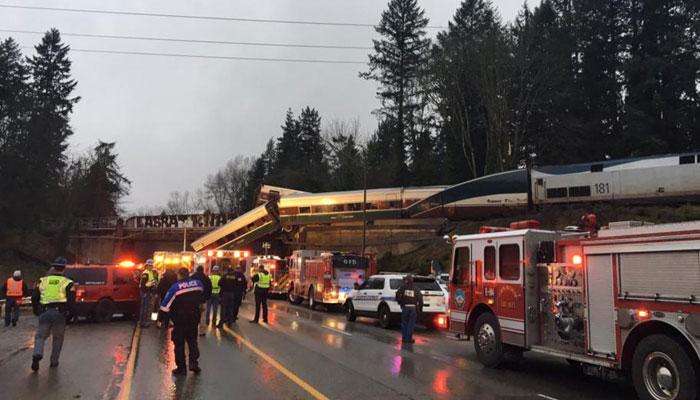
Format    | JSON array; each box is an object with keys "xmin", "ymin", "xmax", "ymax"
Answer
[
  {"xmin": 30, "ymin": 256, "xmax": 75, "ymax": 371},
  {"xmin": 139, "ymin": 259, "xmax": 158, "ymax": 328},
  {"xmin": 3, "ymin": 270, "xmax": 29, "ymax": 327}
]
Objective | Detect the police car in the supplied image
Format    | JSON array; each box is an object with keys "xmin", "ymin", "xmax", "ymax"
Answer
[{"xmin": 345, "ymin": 274, "xmax": 448, "ymax": 329}]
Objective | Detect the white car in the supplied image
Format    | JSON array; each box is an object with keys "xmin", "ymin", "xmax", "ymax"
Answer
[{"xmin": 345, "ymin": 274, "xmax": 448, "ymax": 329}]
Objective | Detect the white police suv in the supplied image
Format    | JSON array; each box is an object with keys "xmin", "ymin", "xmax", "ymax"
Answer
[{"xmin": 345, "ymin": 274, "xmax": 448, "ymax": 329}]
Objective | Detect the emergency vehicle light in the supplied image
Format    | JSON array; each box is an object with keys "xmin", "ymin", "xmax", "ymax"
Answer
[
  {"xmin": 572, "ymin": 255, "xmax": 583, "ymax": 265},
  {"xmin": 118, "ymin": 260, "xmax": 135, "ymax": 268},
  {"xmin": 217, "ymin": 251, "xmax": 224, "ymax": 258},
  {"xmin": 436, "ymin": 315, "xmax": 448, "ymax": 329},
  {"xmin": 182, "ymin": 256, "xmax": 191, "ymax": 262},
  {"xmin": 243, "ymin": 251, "xmax": 250, "ymax": 258},
  {"xmin": 173, "ymin": 257, "xmax": 180, "ymax": 264},
  {"xmin": 637, "ymin": 310, "xmax": 650, "ymax": 319},
  {"xmin": 207, "ymin": 250, "xmax": 214, "ymax": 257},
  {"xmin": 154, "ymin": 255, "xmax": 164, "ymax": 263},
  {"xmin": 234, "ymin": 251, "xmax": 240, "ymax": 258}
]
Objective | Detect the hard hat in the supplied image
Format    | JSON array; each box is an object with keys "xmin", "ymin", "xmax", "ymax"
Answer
[
  {"xmin": 51, "ymin": 256, "xmax": 68, "ymax": 268},
  {"xmin": 13, "ymin": 270, "xmax": 21, "ymax": 278},
  {"xmin": 145, "ymin": 259, "xmax": 154, "ymax": 267}
]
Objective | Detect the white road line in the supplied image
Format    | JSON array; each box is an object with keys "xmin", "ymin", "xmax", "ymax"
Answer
[
  {"xmin": 538, "ymin": 394, "xmax": 560, "ymax": 400},
  {"xmin": 322, "ymin": 325, "xmax": 352, "ymax": 336}
]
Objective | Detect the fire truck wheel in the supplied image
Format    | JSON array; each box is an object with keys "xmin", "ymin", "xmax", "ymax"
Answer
[
  {"xmin": 474, "ymin": 313, "xmax": 504, "ymax": 368},
  {"xmin": 288, "ymin": 286, "xmax": 302, "ymax": 305},
  {"xmin": 632, "ymin": 334, "xmax": 698, "ymax": 400},
  {"xmin": 95, "ymin": 299, "xmax": 115, "ymax": 323},
  {"xmin": 346, "ymin": 301, "xmax": 357, "ymax": 322},
  {"xmin": 308, "ymin": 287, "xmax": 316, "ymax": 310}
]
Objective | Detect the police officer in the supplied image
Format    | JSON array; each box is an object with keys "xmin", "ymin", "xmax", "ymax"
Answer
[
  {"xmin": 395, "ymin": 274, "xmax": 423, "ymax": 344},
  {"xmin": 249, "ymin": 265, "xmax": 270, "ymax": 324},
  {"xmin": 206, "ymin": 265, "xmax": 222, "ymax": 326},
  {"xmin": 160, "ymin": 267, "xmax": 204, "ymax": 375},
  {"xmin": 3, "ymin": 270, "xmax": 29, "ymax": 327},
  {"xmin": 230, "ymin": 264, "xmax": 247, "ymax": 323},
  {"xmin": 31, "ymin": 257, "xmax": 74, "ymax": 371},
  {"xmin": 218, "ymin": 265, "xmax": 246, "ymax": 327},
  {"xmin": 139, "ymin": 259, "xmax": 158, "ymax": 328}
]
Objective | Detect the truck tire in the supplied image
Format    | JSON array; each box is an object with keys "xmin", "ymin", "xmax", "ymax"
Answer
[
  {"xmin": 308, "ymin": 287, "xmax": 316, "ymax": 310},
  {"xmin": 379, "ymin": 304, "xmax": 392, "ymax": 329},
  {"xmin": 288, "ymin": 285, "xmax": 302, "ymax": 305},
  {"xmin": 632, "ymin": 334, "xmax": 698, "ymax": 400},
  {"xmin": 95, "ymin": 299, "xmax": 115, "ymax": 323},
  {"xmin": 474, "ymin": 313, "xmax": 504, "ymax": 368},
  {"xmin": 346, "ymin": 301, "xmax": 357, "ymax": 322}
]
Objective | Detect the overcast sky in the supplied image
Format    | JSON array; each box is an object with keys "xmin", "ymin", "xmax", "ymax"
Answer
[{"xmin": 2, "ymin": 0, "xmax": 524, "ymax": 211}]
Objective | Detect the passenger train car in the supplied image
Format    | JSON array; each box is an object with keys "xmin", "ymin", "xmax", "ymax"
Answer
[{"xmin": 193, "ymin": 152, "xmax": 700, "ymax": 251}]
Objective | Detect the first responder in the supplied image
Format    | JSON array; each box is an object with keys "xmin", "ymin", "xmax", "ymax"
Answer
[
  {"xmin": 395, "ymin": 274, "xmax": 423, "ymax": 344},
  {"xmin": 249, "ymin": 265, "xmax": 271, "ymax": 324},
  {"xmin": 206, "ymin": 265, "xmax": 221, "ymax": 326},
  {"xmin": 218, "ymin": 265, "xmax": 244, "ymax": 327},
  {"xmin": 3, "ymin": 270, "xmax": 29, "ymax": 327},
  {"xmin": 191, "ymin": 266, "xmax": 212, "ymax": 336},
  {"xmin": 230, "ymin": 264, "xmax": 247, "ymax": 324},
  {"xmin": 31, "ymin": 257, "xmax": 74, "ymax": 371},
  {"xmin": 157, "ymin": 267, "xmax": 177, "ymax": 329},
  {"xmin": 139, "ymin": 259, "xmax": 158, "ymax": 328},
  {"xmin": 160, "ymin": 267, "xmax": 204, "ymax": 375}
]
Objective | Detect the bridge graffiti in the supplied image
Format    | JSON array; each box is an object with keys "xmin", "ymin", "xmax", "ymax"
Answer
[{"xmin": 125, "ymin": 213, "xmax": 236, "ymax": 229}]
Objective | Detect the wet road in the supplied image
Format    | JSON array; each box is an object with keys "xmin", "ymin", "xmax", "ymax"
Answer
[{"xmin": 1, "ymin": 302, "xmax": 638, "ymax": 399}]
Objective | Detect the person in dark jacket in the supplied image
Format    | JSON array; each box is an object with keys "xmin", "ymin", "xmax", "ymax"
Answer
[
  {"xmin": 250, "ymin": 265, "xmax": 271, "ymax": 324},
  {"xmin": 157, "ymin": 268, "xmax": 178, "ymax": 329},
  {"xmin": 3, "ymin": 270, "xmax": 30, "ymax": 327},
  {"xmin": 160, "ymin": 268, "xmax": 204, "ymax": 375},
  {"xmin": 191, "ymin": 266, "xmax": 212, "ymax": 336},
  {"xmin": 395, "ymin": 274, "xmax": 423, "ymax": 344},
  {"xmin": 218, "ymin": 265, "xmax": 247, "ymax": 327}
]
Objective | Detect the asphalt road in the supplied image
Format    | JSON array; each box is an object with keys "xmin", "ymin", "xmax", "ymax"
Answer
[{"xmin": 0, "ymin": 301, "xmax": 638, "ymax": 400}]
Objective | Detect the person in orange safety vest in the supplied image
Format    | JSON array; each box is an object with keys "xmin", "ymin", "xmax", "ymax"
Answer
[{"xmin": 3, "ymin": 270, "xmax": 29, "ymax": 327}]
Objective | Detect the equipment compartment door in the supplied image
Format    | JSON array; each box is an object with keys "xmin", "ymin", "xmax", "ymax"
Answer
[{"xmin": 585, "ymin": 254, "xmax": 616, "ymax": 357}]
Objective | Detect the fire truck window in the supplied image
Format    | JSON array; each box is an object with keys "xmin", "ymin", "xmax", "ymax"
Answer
[
  {"xmin": 484, "ymin": 246, "xmax": 496, "ymax": 280},
  {"xmin": 114, "ymin": 268, "xmax": 135, "ymax": 285},
  {"xmin": 499, "ymin": 244, "xmax": 521, "ymax": 281},
  {"xmin": 451, "ymin": 247, "xmax": 470, "ymax": 284}
]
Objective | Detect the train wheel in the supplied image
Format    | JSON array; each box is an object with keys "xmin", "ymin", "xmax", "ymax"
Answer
[
  {"xmin": 474, "ymin": 313, "xmax": 504, "ymax": 368},
  {"xmin": 632, "ymin": 334, "xmax": 698, "ymax": 400}
]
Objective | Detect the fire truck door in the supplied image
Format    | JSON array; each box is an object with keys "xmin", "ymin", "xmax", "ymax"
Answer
[
  {"xmin": 585, "ymin": 254, "xmax": 616, "ymax": 357},
  {"xmin": 495, "ymin": 238, "xmax": 526, "ymax": 345},
  {"xmin": 448, "ymin": 245, "xmax": 472, "ymax": 334}
]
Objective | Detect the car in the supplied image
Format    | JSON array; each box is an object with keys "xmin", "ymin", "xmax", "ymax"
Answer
[
  {"xmin": 345, "ymin": 274, "xmax": 448, "ymax": 329},
  {"xmin": 63, "ymin": 262, "xmax": 141, "ymax": 322}
]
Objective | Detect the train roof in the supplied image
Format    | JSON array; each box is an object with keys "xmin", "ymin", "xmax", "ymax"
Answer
[{"xmin": 533, "ymin": 152, "xmax": 699, "ymax": 176}]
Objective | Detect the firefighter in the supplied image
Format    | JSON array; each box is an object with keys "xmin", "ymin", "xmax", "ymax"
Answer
[
  {"xmin": 139, "ymin": 259, "xmax": 158, "ymax": 328},
  {"xmin": 31, "ymin": 257, "xmax": 74, "ymax": 371},
  {"xmin": 3, "ymin": 270, "xmax": 29, "ymax": 327},
  {"xmin": 206, "ymin": 265, "xmax": 221, "ymax": 326},
  {"xmin": 395, "ymin": 274, "xmax": 423, "ymax": 344},
  {"xmin": 160, "ymin": 267, "xmax": 204, "ymax": 375},
  {"xmin": 249, "ymin": 264, "xmax": 270, "ymax": 324},
  {"xmin": 191, "ymin": 266, "xmax": 212, "ymax": 336}
]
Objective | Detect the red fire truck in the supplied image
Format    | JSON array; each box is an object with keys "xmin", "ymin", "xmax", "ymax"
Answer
[
  {"xmin": 287, "ymin": 250, "xmax": 376, "ymax": 310},
  {"xmin": 447, "ymin": 219, "xmax": 700, "ymax": 400}
]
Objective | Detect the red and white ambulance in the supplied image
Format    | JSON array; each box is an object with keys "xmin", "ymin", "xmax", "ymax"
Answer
[{"xmin": 447, "ymin": 219, "xmax": 700, "ymax": 400}]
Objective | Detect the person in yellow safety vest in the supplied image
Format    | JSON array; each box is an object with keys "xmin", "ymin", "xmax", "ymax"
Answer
[
  {"xmin": 3, "ymin": 270, "xmax": 29, "ymax": 327},
  {"xmin": 30, "ymin": 257, "xmax": 75, "ymax": 371},
  {"xmin": 139, "ymin": 259, "xmax": 158, "ymax": 328},
  {"xmin": 206, "ymin": 265, "xmax": 222, "ymax": 326},
  {"xmin": 249, "ymin": 266, "xmax": 271, "ymax": 324}
]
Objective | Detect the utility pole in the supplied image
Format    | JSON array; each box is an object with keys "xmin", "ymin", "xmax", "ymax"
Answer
[{"xmin": 361, "ymin": 160, "xmax": 367, "ymax": 255}]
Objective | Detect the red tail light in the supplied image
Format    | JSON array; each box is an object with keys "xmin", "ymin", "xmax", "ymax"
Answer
[{"xmin": 435, "ymin": 314, "xmax": 448, "ymax": 329}]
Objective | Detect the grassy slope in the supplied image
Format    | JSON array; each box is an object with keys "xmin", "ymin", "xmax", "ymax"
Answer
[{"xmin": 378, "ymin": 203, "xmax": 700, "ymax": 274}]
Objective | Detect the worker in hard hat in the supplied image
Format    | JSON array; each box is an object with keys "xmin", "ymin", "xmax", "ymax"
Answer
[
  {"xmin": 3, "ymin": 270, "xmax": 29, "ymax": 327},
  {"xmin": 139, "ymin": 259, "xmax": 158, "ymax": 328}
]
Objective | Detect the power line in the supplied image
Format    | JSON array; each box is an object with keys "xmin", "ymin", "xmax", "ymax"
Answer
[
  {"xmin": 20, "ymin": 46, "xmax": 366, "ymax": 64},
  {"xmin": 0, "ymin": 4, "xmax": 448, "ymax": 29},
  {"xmin": 1, "ymin": 29, "xmax": 372, "ymax": 50}
]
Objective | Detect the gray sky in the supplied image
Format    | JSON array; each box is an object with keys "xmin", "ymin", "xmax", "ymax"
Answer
[{"xmin": 2, "ymin": 0, "xmax": 524, "ymax": 211}]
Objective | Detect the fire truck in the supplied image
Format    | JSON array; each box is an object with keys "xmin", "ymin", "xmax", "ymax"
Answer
[
  {"xmin": 248, "ymin": 256, "xmax": 290, "ymax": 296},
  {"xmin": 287, "ymin": 250, "xmax": 376, "ymax": 310},
  {"xmin": 153, "ymin": 251, "xmax": 195, "ymax": 274},
  {"xmin": 194, "ymin": 249, "xmax": 250, "ymax": 274},
  {"xmin": 446, "ymin": 219, "xmax": 700, "ymax": 400}
]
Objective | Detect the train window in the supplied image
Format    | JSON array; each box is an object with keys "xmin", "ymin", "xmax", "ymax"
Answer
[
  {"xmin": 484, "ymin": 246, "xmax": 496, "ymax": 280},
  {"xmin": 546, "ymin": 187, "xmax": 568, "ymax": 199},
  {"xmin": 451, "ymin": 247, "xmax": 470, "ymax": 284},
  {"xmin": 568, "ymin": 185, "xmax": 591, "ymax": 197},
  {"xmin": 679, "ymin": 155, "xmax": 695, "ymax": 165},
  {"xmin": 590, "ymin": 164, "xmax": 603, "ymax": 172},
  {"xmin": 535, "ymin": 178, "xmax": 544, "ymax": 186},
  {"xmin": 499, "ymin": 244, "xmax": 520, "ymax": 281},
  {"xmin": 299, "ymin": 207, "xmax": 311, "ymax": 214},
  {"xmin": 332, "ymin": 205, "xmax": 345, "ymax": 212}
]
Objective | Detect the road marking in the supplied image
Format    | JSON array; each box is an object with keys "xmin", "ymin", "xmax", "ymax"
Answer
[
  {"xmin": 223, "ymin": 326, "xmax": 330, "ymax": 400},
  {"xmin": 116, "ymin": 324, "xmax": 141, "ymax": 400},
  {"xmin": 322, "ymin": 325, "xmax": 352, "ymax": 336},
  {"xmin": 537, "ymin": 394, "xmax": 560, "ymax": 400}
]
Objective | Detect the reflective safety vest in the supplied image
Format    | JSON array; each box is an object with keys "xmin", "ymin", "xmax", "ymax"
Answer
[
  {"xmin": 39, "ymin": 275, "xmax": 73, "ymax": 305},
  {"xmin": 6, "ymin": 278, "xmax": 23, "ymax": 297},
  {"xmin": 211, "ymin": 274, "xmax": 221, "ymax": 294},
  {"xmin": 256, "ymin": 272, "xmax": 271, "ymax": 289},
  {"xmin": 143, "ymin": 270, "xmax": 157, "ymax": 288}
]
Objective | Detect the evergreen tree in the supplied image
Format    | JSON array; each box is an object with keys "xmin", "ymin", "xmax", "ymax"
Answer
[
  {"xmin": 76, "ymin": 142, "xmax": 130, "ymax": 217},
  {"xmin": 327, "ymin": 119, "xmax": 363, "ymax": 190},
  {"xmin": 25, "ymin": 29, "xmax": 80, "ymax": 221},
  {"xmin": 361, "ymin": 0, "xmax": 431, "ymax": 185},
  {"xmin": 297, "ymin": 107, "xmax": 329, "ymax": 192}
]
